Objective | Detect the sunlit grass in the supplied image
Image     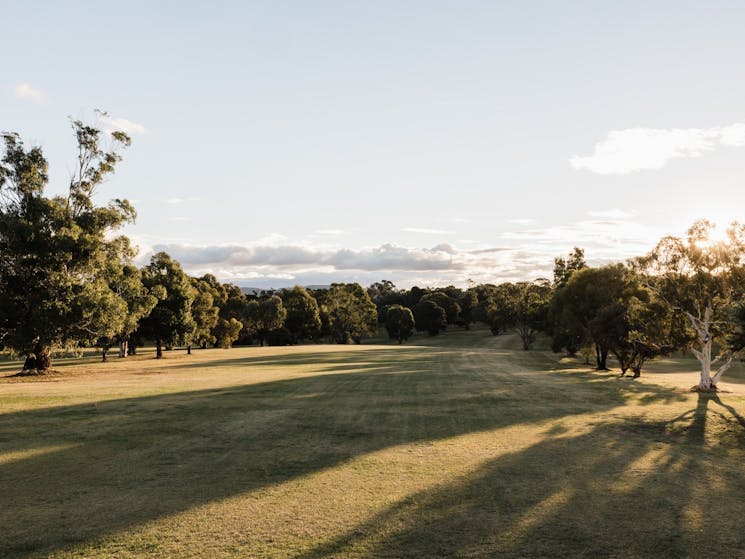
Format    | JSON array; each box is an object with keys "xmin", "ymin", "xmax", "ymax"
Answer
[{"xmin": 1, "ymin": 326, "xmax": 744, "ymax": 558}]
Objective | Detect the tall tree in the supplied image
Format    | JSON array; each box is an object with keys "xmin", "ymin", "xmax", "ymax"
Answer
[
  {"xmin": 317, "ymin": 283, "xmax": 378, "ymax": 344},
  {"xmin": 412, "ymin": 300, "xmax": 447, "ymax": 336},
  {"xmin": 213, "ymin": 318, "xmax": 243, "ymax": 348},
  {"xmin": 633, "ymin": 220, "xmax": 745, "ymax": 390},
  {"xmin": 553, "ymin": 247, "xmax": 587, "ymax": 287},
  {"xmin": 550, "ymin": 265, "xmax": 630, "ymax": 369},
  {"xmin": 190, "ymin": 277, "xmax": 220, "ymax": 349},
  {"xmin": 367, "ymin": 280, "xmax": 405, "ymax": 324},
  {"xmin": 245, "ymin": 296, "xmax": 287, "ymax": 346},
  {"xmin": 508, "ymin": 281, "xmax": 552, "ymax": 350},
  {"xmin": 458, "ymin": 289, "xmax": 479, "ymax": 330},
  {"xmin": 385, "ymin": 304, "xmax": 415, "ymax": 343},
  {"xmin": 420, "ymin": 291, "xmax": 461, "ymax": 326},
  {"xmin": 217, "ymin": 283, "xmax": 248, "ymax": 344},
  {"xmin": 281, "ymin": 286, "xmax": 321, "ymax": 343},
  {"xmin": 108, "ymin": 250, "xmax": 163, "ymax": 359},
  {"xmin": 0, "ymin": 117, "xmax": 136, "ymax": 371},
  {"xmin": 137, "ymin": 252, "xmax": 196, "ymax": 358}
]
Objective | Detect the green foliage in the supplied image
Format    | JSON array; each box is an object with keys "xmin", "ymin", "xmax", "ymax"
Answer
[
  {"xmin": 367, "ymin": 280, "xmax": 406, "ymax": 324},
  {"xmin": 213, "ymin": 318, "xmax": 243, "ymax": 348},
  {"xmin": 479, "ymin": 282, "xmax": 550, "ymax": 349},
  {"xmin": 457, "ymin": 289, "xmax": 479, "ymax": 329},
  {"xmin": 106, "ymin": 256, "xmax": 161, "ymax": 358},
  {"xmin": 631, "ymin": 220, "xmax": 745, "ymax": 387},
  {"xmin": 551, "ymin": 265, "xmax": 630, "ymax": 368},
  {"xmin": 190, "ymin": 277, "xmax": 220, "ymax": 348},
  {"xmin": 0, "ymin": 118, "xmax": 136, "ymax": 370},
  {"xmin": 420, "ymin": 292, "xmax": 461, "ymax": 325},
  {"xmin": 317, "ymin": 283, "xmax": 378, "ymax": 344},
  {"xmin": 385, "ymin": 304, "xmax": 415, "ymax": 343},
  {"xmin": 245, "ymin": 296, "xmax": 287, "ymax": 346},
  {"xmin": 137, "ymin": 252, "xmax": 196, "ymax": 357},
  {"xmin": 553, "ymin": 246, "xmax": 586, "ymax": 288},
  {"xmin": 412, "ymin": 300, "xmax": 447, "ymax": 336},
  {"xmin": 280, "ymin": 286, "xmax": 321, "ymax": 343},
  {"xmin": 551, "ymin": 264, "xmax": 674, "ymax": 373}
]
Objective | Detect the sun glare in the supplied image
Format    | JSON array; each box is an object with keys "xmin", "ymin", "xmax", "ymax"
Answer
[{"xmin": 695, "ymin": 223, "xmax": 730, "ymax": 248}]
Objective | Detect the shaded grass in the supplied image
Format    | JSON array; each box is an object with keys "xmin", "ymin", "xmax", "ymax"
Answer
[{"xmin": 1, "ymin": 329, "xmax": 744, "ymax": 557}]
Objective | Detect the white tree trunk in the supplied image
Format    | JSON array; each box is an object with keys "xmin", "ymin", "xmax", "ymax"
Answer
[
  {"xmin": 688, "ymin": 308, "xmax": 714, "ymax": 390},
  {"xmin": 687, "ymin": 306, "xmax": 731, "ymax": 390},
  {"xmin": 118, "ymin": 339, "xmax": 128, "ymax": 358}
]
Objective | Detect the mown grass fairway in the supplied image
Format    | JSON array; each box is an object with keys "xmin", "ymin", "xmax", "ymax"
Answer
[{"xmin": 2, "ymin": 329, "xmax": 745, "ymax": 558}]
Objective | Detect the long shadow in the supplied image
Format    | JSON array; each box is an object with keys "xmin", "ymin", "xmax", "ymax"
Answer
[
  {"xmin": 0, "ymin": 348, "xmax": 691, "ymax": 557},
  {"xmin": 295, "ymin": 393, "xmax": 745, "ymax": 559},
  {"xmin": 166, "ymin": 347, "xmax": 438, "ymax": 373}
]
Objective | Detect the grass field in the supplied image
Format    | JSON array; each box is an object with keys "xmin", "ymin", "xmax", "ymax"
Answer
[{"xmin": 2, "ymin": 327, "xmax": 745, "ymax": 558}]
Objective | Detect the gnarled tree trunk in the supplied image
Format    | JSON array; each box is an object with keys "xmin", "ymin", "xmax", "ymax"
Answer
[
  {"xmin": 23, "ymin": 342, "xmax": 52, "ymax": 371},
  {"xmin": 687, "ymin": 307, "xmax": 733, "ymax": 390}
]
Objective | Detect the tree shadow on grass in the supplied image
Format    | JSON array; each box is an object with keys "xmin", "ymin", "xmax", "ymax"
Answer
[
  {"xmin": 0, "ymin": 348, "xmax": 695, "ymax": 557},
  {"xmin": 295, "ymin": 391, "xmax": 745, "ymax": 559}
]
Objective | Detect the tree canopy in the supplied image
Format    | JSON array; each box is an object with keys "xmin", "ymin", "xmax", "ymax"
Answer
[{"xmin": 0, "ymin": 118, "xmax": 136, "ymax": 370}]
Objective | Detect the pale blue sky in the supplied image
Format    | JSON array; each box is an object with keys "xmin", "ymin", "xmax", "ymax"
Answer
[{"xmin": 4, "ymin": 1, "xmax": 745, "ymax": 287}]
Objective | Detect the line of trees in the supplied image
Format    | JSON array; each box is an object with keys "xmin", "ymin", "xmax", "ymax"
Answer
[
  {"xmin": 367, "ymin": 227, "xmax": 745, "ymax": 391},
  {"xmin": 0, "ymin": 119, "xmax": 383, "ymax": 370},
  {"xmin": 3, "ymin": 119, "xmax": 745, "ymax": 390}
]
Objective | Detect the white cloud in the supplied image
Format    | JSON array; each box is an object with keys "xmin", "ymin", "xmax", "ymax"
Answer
[
  {"xmin": 98, "ymin": 114, "xmax": 149, "ymax": 136},
  {"xmin": 135, "ymin": 217, "xmax": 675, "ymax": 288},
  {"xmin": 508, "ymin": 218, "xmax": 535, "ymax": 225},
  {"xmin": 402, "ymin": 227, "xmax": 455, "ymax": 235},
  {"xmin": 570, "ymin": 123, "xmax": 745, "ymax": 174},
  {"xmin": 314, "ymin": 229, "xmax": 345, "ymax": 235},
  {"xmin": 14, "ymin": 82, "xmax": 45, "ymax": 103},
  {"xmin": 587, "ymin": 208, "xmax": 638, "ymax": 219},
  {"xmin": 153, "ymin": 242, "xmax": 481, "ymax": 272}
]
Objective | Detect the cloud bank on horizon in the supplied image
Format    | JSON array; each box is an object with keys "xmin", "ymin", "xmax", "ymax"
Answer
[
  {"xmin": 129, "ymin": 214, "xmax": 665, "ymax": 289},
  {"xmin": 571, "ymin": 123, "xmax": 745, "ymax": 174}
]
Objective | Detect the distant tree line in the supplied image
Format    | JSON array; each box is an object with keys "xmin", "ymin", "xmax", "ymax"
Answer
[{"xmin": 3, "ymin": 119, "xmax": 745, "ymax": 391}]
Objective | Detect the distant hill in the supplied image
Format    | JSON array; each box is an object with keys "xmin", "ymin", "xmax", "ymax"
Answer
[{"xmin": 240, "ymin": 285, "xmax": 330, "ymax": 296}]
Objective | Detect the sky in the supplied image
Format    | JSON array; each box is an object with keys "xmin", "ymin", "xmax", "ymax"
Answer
[{"xmin": 4, "ymin": 0, "xmax": 745, "ymax": 288}]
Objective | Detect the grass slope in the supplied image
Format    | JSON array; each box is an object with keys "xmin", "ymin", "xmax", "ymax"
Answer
[{"xmin": 1, "ymin": 328, "xmax": 745, "ymax": 558}]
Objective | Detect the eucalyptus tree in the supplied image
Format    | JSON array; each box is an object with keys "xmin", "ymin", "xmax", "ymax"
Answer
[
  {"xmin": 367, "ymin": 280, "xmax": 405, "ymax": 324},
  {"xmin": 508, "ymin": 281, "xmax": 552, "ymax": 350},
  {"xmin": 458, "ymin": 289, "xmax": 479, "ymax": 329},
  {"xmin": 553, "ymin": 247, "xmax": 587, "ymax": 287},
  {"xmin": 317, "ymin": 283, "xmax": 378, "ymax": 344},
  {"xmin": 108, "ymin": 247, "xmax": 163, "ymax": 359},
  {"xmin": 0, "ymin": 116, "xmax": 136, "ymax": 370},
  {"xmin": 420, "ymin": 291, "xmax": 461, "ymax": 325},
  {"xmin": 280, "ymin": 286, "xmax": 321, "ymax": 343},
  {"xmin": 137, "ymin": 252, "xmax": 196, "ymax": 358},
  {"xmin": 412, "ymin": 300, "xmax": 447, "ymax": 336},
  {"xmin": 245, "ymin": 296, "xmax": 287, "ymax": 346},
  {"xmin": 385, "ymin": 304, "xmax": 415, "ymax": 343},
  {"xmin": 551, "ymin": 265, "xmax": 632, "ymax": 369},
  {"xmin": 633, "ymin": 220, "xmax": 745, "ymax": 390},
  {"xmin": 588, "ymin": 288, "xmax": 673, "ymax": 377},
  {"xmin": 213, "ymin": 318, "xmax": 243, "ymax": 348},
  {"xmin": 190, "ymin": 276, "xmax": 220, "ymax": 349}
]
